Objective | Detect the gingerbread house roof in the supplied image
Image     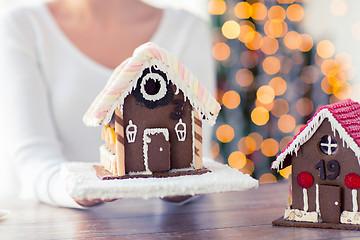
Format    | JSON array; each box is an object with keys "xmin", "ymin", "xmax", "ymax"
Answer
[
  {"xmin": 83, "ymin": 42, "xmax": 221, "ymax": 127},
  {"xmin": 272, "ymin": 99, "xmax": 360, "ymax": 171}
]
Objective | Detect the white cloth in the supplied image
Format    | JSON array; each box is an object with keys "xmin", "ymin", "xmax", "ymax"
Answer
[{"xmin": 0, "ymin": 3, "xmax": 215, "ymax": 207}]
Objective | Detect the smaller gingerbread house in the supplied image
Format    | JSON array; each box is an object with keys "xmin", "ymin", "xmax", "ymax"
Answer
[
  {"xmin": 272, "ymin": 99, "xmax": 360, "ymax": 227},
  {"xmin": 83, "ymin": 42, "xmax": 220, "ymax": 179}
]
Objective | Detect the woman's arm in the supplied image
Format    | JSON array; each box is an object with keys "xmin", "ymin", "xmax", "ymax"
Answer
[{"xmin": 0, "ymin": 7, "xmax": 80, "ymax": 208}]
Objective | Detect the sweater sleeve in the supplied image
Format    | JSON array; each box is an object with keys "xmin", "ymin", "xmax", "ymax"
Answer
[{"xmin": 0, "ymin": 7, "xmax": 81, "ymax": 208}]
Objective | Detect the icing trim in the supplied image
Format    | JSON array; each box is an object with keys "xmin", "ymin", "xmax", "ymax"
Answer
[
  {"xmin": 175, "ymin": 119, "xmax": 186, "ymax": 141},
  {"xmin": 142, "ymin": 128, "xmax": 169, "ymax": 174},
  {"xmin": 140, "ymin": 71, "xmax": 167, "ymax": 101},
  {"xmin": 353, "ymin": 189, "xmax": 359, "ymax": 212},
  {"xmin": 126, "ymin": 120, "xmax": 137, "ymax": 143},
  {"xmin": 316, "ymin": 184, "xmax": 320, "ymax": 213},
  {"xmin": 303, "ymin": 188, "xmax": 309, "ymax": 212}
]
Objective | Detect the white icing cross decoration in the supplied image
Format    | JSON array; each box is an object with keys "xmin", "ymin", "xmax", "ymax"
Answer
[{"xmin": 320, "ymin": 135, "xmax": 338, "ymax": 155}]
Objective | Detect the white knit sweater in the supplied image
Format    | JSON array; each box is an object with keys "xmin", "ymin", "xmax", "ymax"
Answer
[{"xmin": 0, "ymin": 2, "xmax": 215, "ymax": 207}]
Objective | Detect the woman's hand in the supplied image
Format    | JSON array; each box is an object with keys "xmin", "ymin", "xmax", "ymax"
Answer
[{"xmin": 74, "ymin": 198, "xmax": 117, "ymax": 207}]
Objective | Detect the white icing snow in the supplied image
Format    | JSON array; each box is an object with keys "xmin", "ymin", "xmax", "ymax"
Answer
[{"xmin": 60, "ymin": 158, "xmax": 259, "ymax": 200}]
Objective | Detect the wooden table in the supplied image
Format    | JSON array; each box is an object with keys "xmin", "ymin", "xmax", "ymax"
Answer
[{"xmin": 1, "ymin": 181, "xmax": 360, "ymax": 239}]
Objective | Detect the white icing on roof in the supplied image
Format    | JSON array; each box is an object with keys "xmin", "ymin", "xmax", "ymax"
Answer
[
  {"xmin": 272, "ymin": 107, "xmax": 360, "ymax": 171},
  {"xmin": 83, "ymin": 42, "xmax": 221, "ymax": 127}
]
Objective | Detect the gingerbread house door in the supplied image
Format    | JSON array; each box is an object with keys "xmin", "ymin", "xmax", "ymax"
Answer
[
  {"xmin": 143, "ymin": 128, "xmax": 170, "ymax": 172},
  {"xmin": 319, "ymin": 184, "xmax": 341, "ymax": 223}
]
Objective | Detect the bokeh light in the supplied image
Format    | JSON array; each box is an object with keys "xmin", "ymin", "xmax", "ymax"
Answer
[
  {"xmin": 248, "ymin": 132, "xmax": 263, "ymax": 150},
  {"xmin": 279, "ymin": 166, "xmax": 292, "ymax": 179},
  {"xmin": 210, "ymin": 141, "xmax": 220, "ymax": 159},
  {"xmin": 216, "ymin": 124, "xmax": 235, "ymax": 143},
  {"xmin": 208, "ymin": 0, "xmax": 226, "ymax": 15},
  {"xmin": 264, "ymin": 20, "xmax": 288, "ymax": 38},
  {"xmin": 238, "ymin": 137, "xmax": 255, "ymax": 155},
  {"xmin": 240, "ymin": 159, "xmax": 255, "ymax": 175},
  {"xmin": 262, "ymin": 56, "xmax": 281, "ymax": 75},
  {"xmin": 317, "ymin": 40, "xmax": 335, "ymax": 59},
  {"xmin": 255, "ymin": 99, "xmax": 274, "ymax": 111},
  {"xmin": 330, "ymin": 0, "xmax": 348, "ymax": 16},
  {"xmin": 284, "ymin": 31, "xmax": 301, "ymax": 50},
  {"xmin": 222, "ymin": 20, "xmax": 241, "ymax": 39},
  {"xmin": 296, "ymin": 98, "xmax": 314, "ymax": 116},
  {"xmin": 228, "ymin": 151, "xmax": 247, "ymax": 169},
  {"xmin": 278, "ymin": 114, "xmax": 296, "ymax": 133},
  {"xmin": 268, "ymin": 5, "xmax": 286, "ymax": 21},
  {"xmin": 271, "ymin": 98, "xmax": 289, "ymax": 117},
  {"xmin": 298, "ymin": 34, "xmax": 313, "ymax": 52},
  {"xmin": 277, "ymin": 0, "xmax": 295, "ymax": 4},
  {"xmin": 234, "ymin": 2, "xmax": 252, "ymax": 19},
  {"xmin": 261, "ymin": 36, "xmax": 279, "ymax": 55},
  {"xmin": 222, "ymin": 90, "xmax": 241, "ymax": 109},
  {"xmin": 251, "ymin": 107, "xmax": 269, "ymax": 126},
  {"xmin": 245, "ymin": 32, "xmax": 263, "ymax": 50},
  {"xmin": 212, "ymin": 42, "xmax": 230, "ymax": 61},
  {"xmin": 257, "ymin": 85, "xmax": 275, "ymax": 104},
  {"xmin": 238, "ymin": 21, "xmax": 256, "ymax": 43},
  {"xmin": 259, "ymin": 173, "xmax": 277, "ymax": 184},
  {"xmin": 251, "ymin": 2, "xmax": 267, "ymax": 20},
  {"xmin": 236, "ymin": 68, "xmax": 254, "ymax": 87},
  {"xmin": 286, "ymin": 4, "xmax": 304, "ymax": 22},
  {"xmin": 269, "ymin": 77, "xmax": 287, "ymax": 95},
  {"xmin": 261, "ymin": 138, "xmax": 279, "ymax": 157}
]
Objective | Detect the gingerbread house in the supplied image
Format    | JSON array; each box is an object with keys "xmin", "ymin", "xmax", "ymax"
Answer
[
  {"xmin": 272, "ymin": 99, "xmax": 360, "ymax": 226},
  {"xmin": 83, "ymin": 42, "xmax": 220, "ymax": 179}
]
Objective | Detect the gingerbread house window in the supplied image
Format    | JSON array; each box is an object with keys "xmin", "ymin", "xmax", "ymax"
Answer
[
  {"xmin": 319, "ymin": 135, "xmax": 338, "ymax": 155},
  {"xmin": 140, "ymin": 70, "xmax": 167, "ymax": 101}
]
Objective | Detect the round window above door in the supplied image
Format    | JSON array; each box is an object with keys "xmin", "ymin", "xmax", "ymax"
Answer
[
  {"xmin": 319, "ymin": 135, "xmax": 338, "ymax": 155},
  {"xmin": 133, "ymin": 66, "xmax": 174, "ymax": 109}
]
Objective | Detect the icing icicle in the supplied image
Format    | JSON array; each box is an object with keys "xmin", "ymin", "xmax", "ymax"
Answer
[
  {"xmin": 303, "ymin": 188, "xmax": 309, "ymax": 212},
  {"xmin": 353, "ymin": 189, "xmax": 358, "ymax": 212}
]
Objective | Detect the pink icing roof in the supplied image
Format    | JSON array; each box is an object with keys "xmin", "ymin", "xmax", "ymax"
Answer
[
  {"xmin": 272, "ymin": 99, "xmax": 360, "ymax": 170},
  {"xmin": 83, "ymin": 42, "xmax": 221, "ymax": 127}
]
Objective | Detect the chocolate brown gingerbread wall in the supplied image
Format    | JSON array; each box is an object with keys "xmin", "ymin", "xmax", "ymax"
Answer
[
  {"xmin": 291, "ymin": 119, "xmax": 360, "ymax": 219},
  {"xmin": 123, "ymin": 85, "xmax": 193, "ymax": 173}
]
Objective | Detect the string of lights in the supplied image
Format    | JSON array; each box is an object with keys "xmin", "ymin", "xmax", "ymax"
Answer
[{"xmin": 209, "ymin": 0, "xmax": 353, "ymax": 184}]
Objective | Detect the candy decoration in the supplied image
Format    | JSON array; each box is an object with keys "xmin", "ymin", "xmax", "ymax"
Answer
[
  {"xmin": 297, "ymin": 171, "xmax": 313, "ymax": 212},
  {"xmin": 297, "ymin": 171, "xmax": 314, "ymax": 189},
  {"xmin": 345, "ymin": 173, "xmax": 360, "ymax": 190},
  {"xmin": 345, "ymin": 173, "xmax": 360, "ymax": 212}
]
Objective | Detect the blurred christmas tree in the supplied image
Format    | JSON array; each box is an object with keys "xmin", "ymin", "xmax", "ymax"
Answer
[{"xmin": 209, "ymin": 0, "xmax": 353, "ymax": 183}]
